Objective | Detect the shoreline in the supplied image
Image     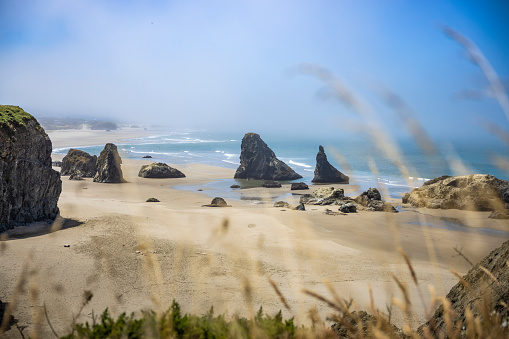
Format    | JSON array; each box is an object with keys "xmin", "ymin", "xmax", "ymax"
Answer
[{"xmin": 1, "ymin": 128, "xmax": 508, "ymax": 337}]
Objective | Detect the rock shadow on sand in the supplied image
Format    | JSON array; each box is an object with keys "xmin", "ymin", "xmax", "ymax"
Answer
[{"xmin": 0, "ymin": 216, "xmax": 84, "ymax": 240}]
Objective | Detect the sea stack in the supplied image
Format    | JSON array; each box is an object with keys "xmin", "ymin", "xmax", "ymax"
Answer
[
  {"xmin": 0, "ymin": 105, "xmax": 62, "ymax": 231},
  {"xmin": 312, "ymin": 145, "xmax": 349, "ymax": 184},
  {"xmin": 234, "ymin": 133, "xmax": 302, "ymax": 181},
  {"xmin": 61, "ymin": 149, "xmax": 97, "ymax": 177},
  {"xmin": 93, "ymin": 143, "xmax": 125, "ymax": 183}
]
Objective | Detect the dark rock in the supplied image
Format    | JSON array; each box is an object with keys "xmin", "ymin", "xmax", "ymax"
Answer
[
  {"xmin": 403, "ymin": 174, "xmax": 509, "ymax": 213},
  {"xmin": 339, "ymin": 203, "xmax": 357, "ymax": 213},
  {"xmin": 230, "ymin": 184, "xmax": 240, "ymax": 189},
  {"xmin": 355, "ymin": 188, "xmax": 396, "ymax": 212},
  {"xmin": 312, "ymin": 145, "xmax": 349, "ymax": 184},
  {"xmin": 262, "ymin": 180, "xmax": 281, "ymax": 188},
  {"xmin": 93, "ymin": 143, "xmax": 125, "ymax": 183},
  {"xmin": 142, "ymin": 155, "xmax": 153, "ymax": 158},
  {"xmin": 202, "ymin": 197, "xmax": 231, "ymax": 207},
  {"xmin": 291, "ymin": 182, "xmax": 309, "ymax": 190},
  {"xmin": 138, "ymin": 162, "xmax": 185, "ymax": 178},
  {"xmin": 61, "ymin": 149, "xmax": 97, "ymax": 177},
  {"xmin": 419, "ymin": 240, "xmax": 509, "ymax": 337},
  {"xmin": 69, "ymin": 173, "xmax": 84, "ymax": 181},
  {"xmin": 273, "ymin": 201, "xmax": 290, "ymax": 208},
  {"xmin": 234, "ymin": 133, "xmax": 302, "ymax": 180},
  {"xmin": 0, "ymin": 299, "xmax": 16, "ymax": 332},
  {"xmin": 300, "ymin": 187, "xmax": 345, "ymax": 205},
  {"xmin": 146, "ymin": 198, "xmax": 160, "ymax": 202},
  {"xmin": 0, "ymin": 105, "xmax": 62, "ymax": 232},
  {"xmin": 52, "ymin": 160, "xmax": 62, "ymax": 167},
  {"xmin": 294, "ymin": 203, "xmax": 306, "ymax": 211}
]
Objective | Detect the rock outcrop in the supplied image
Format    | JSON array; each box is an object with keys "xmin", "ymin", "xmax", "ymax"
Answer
[
  {"xmin": 60, "ymin": 148, "xmax": 97, "ymax": 177},
  {"xmin": 312, "ymin": 145, "xmax": 349, "ymax": 184},
  {"xmin": 202, "ymin": 197, "xmax": 230, "ymax": 207},
  {"xmin": 355, "ymin": 188, "xmax": 396, "ymax": 212},
  {"xmin": 300, "ymin": 187, "xmax": 345, "ymax": 205},
  {"xmin": 93, "ymin": 143, "xmax": 125, "ymax": 183},
  {"xmin": 402, "ymin": 174, "xmax": 509, "ymax": 213},
  {"xmin": 419, "ymin": 239, "xmax": 509, "ymax": 337},
  {"xmin": 234, "ymin": 133, "xmax": 302, "ymax": 181},
  {"xmin": 291, "ymin": 182, "xmax": 309, "ymax": 190},
  {"xmin": 138, "ymin": 162, "xmax": 185, "ymax": 178},
  {"xmin": 0, "ymin": 105, "xmax": 62, "ymax": 231}
]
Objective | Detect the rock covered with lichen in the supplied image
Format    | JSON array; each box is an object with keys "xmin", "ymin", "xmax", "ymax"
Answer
[{"xmin": 0, "ymin": 105, "xmax": 62, "ymax": 231}]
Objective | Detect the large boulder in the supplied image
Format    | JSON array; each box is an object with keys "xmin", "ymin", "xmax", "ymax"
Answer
[
  {"xmin": 402, "ymin": 174, "xmax": 509, "ymax": 212},
  {"xmin": 419, "ymin": 239, "xmax": 509, "ymax": 337},
  {"xmin": 138, "ymin": 162, "xmax": 185, "ymax": 178},
  {"xmin": 312, "ymin": 145, "xmax": 349, "ymax": 184},
  {"xmin": 234, "ymin": 133, "xmax": 302, "ymax": 181},
  {"xmin": 0, "ymin": 105, "xmax": 62, "ymax": 231},
  {"xmin": 60, "ymin": 148, "xmax": 97, "ymax": 177},
  {"xmin": 355, "ymin": 187, "xmax": 396, "ymax": 212},
  {"xmin": 300, "ymin": 187, "xmax": 345, "ymax": 205},
  {"xmin": 93, "ymin": 143, "xmax": 125, "ymax": 183}
]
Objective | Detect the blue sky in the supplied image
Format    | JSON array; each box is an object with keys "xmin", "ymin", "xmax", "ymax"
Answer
[{"xmin": 1, "ymin": 0, "xmax": 508, "ymax": 142}]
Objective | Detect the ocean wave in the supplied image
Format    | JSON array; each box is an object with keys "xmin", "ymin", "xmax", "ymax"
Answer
[
  {"xmin": 289, "ymin": 160, "xmax": 312, "ymax": 168},
  {"xmin": 222, "ymin": 160, "xmax": 239, "ymax": 165}
]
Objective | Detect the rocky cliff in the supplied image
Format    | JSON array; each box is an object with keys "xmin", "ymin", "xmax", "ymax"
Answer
[
  {"xmin": 402, "ymin": 174, "xmax": 509, "ymax": 213},
  {"xmin": 312, "ymin": 145, "xmax": 349, "ymax": 183},
  {"xmin": 93, "ymin": 143, "xmax": 125, "ymax": 183},
  {"xmin": 0, "ymin": 105, "xmax": 61, "ymax": 231},
  {"xmin": 234, "ymin": 133, "xmax": 302, "ymax": 180}
]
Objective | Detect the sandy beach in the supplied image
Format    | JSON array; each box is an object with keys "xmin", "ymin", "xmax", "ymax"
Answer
[{"xmin": 1, "ymin": 129, "xmax": 509, "ymax": 338}]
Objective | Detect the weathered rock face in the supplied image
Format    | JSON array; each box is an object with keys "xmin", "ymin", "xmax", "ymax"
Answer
[
  {"xmin": 355, "ymin": 188, "xmax": 396, "ymax": 212},
  {"xmin": 402, "ymin": 174, "xmax": 509, "ymax": 212},
  {"xmin": 312, "ymin": 145, "xmax": 349, "ymax": 184},
  {"xmin": 291, "ymin": 182, "xmax": 309, "ymax": 190},
  {"xmin": 60, "ymin": 148, "xmax": 97, "ymax": 177},
  {"xmin": 93, "ymin": 143, "xmax": 125, "ymax": 183},
  {"xmin": 138, "ymin": 162, "xmax": 185, "ymax": 178},
  {"xmin": 0, "ymin": 105, "xmax": 62, "ymax": 231},
  {"xmin": 300, "ymin": 187, "xmax": 345, "ymax": 205},
  {"xmin": 234, "ymin": 133, "xmax": 302, "ymax": 181},
  {"xmin": 419, "ymin": 240, "xmax": 509, "ymax": 337}
]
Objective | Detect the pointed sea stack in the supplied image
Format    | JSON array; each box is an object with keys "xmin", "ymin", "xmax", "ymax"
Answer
[
  {"xmin": 234, "ymin": 133, "xmax": 302, "ymax": 180},
  {"xmin": 93, "ymin": 143, "xmax": 125, "ymax": 183},
  {"xmin": 312, "ymin": 145, "xmax": 349, "ymax": 184}
]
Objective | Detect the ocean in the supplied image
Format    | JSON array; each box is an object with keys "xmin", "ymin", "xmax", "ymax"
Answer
[{"xmin": 53, "ymin": 130, "xmax": 509, "ymax": 201}]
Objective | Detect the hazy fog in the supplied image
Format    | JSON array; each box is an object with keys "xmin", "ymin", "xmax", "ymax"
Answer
[{"xmin": 1, "ymin": 0, "xmax": 508, "ymax": 141}]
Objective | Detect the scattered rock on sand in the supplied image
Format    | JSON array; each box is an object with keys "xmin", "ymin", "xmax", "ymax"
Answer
[
  {"xmin": 146, "ymin": 198, "xmax": 160, "ymax": 202},
  {"xmin": 234, "ymin": 133, "xmax": 302, "ymax": 180},
  {"xmin": 312, "ymin": 145, "xmax": 349, "ymax": 184},
  {"xmin": 355, "ymin": 188, "xmax": 396, "ymax": 212},
  {"xmin": 93, "ymin": 143, "xmax": 125, "ymax": 183},
  {"xmin": 403, "ymin": 174, "xmax": 509, "ymax": 213},
  {"xmin": 273, "ymin": 201, "xmax": 290, "ymax": 208},
  {"xmin": 294, "ymin": 203, "xmax": 306, "ymax": 211},
  {"xmin": 300, "ymin": 187, "xmax": 345, "ymax": 205},
  {"xmin": 138, "ymin": 162, "xmax": 185, "ymax": 178},
  {"xmin": 230, "ymin": 184, "xmax": 240, "ymax": 188},
  {"xmin": 69, "ymin": 173, "xmax": 84, "ymax": 181},
  {"xmin": 262, "ymin": 180, "xmax": 281, "ymax": 188},
  {"xmin": 339, "ymin": 203, "xmax": 357, "ymax": 213},
  {"xmin": 291, "ymin": 182, "xmax": 309, "ymax": 190},
  {"xmin": 0, "ymin": 105, "xmax": 62, "ymax": 231},
  {"xmin": 202, "ymin": 197, "xmax": 231, "ymax": 207},
  {"xmin": 142, "ymin": 155, "xmax": 152, "ymax": 158},
  {"xmin": 61, "ymin": 148, "xmax": 97, "ymax": 177}
]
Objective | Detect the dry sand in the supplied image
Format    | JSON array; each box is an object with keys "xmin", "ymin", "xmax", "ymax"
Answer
[{"xmin": 1, "ymin": 129, "xmax": 509, "ymax": 338}]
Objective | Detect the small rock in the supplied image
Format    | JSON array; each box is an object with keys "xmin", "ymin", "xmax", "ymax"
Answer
[
  {"xmin": 248, "ymin": 224, "xmax": 256, "ymax": 228},
  {"xmin": 146, "ymin": 198, "xmax": 160, "ymax": 202},
  {"xmin": 202, "ymin": 197, "xmax": 230, "ymax": 207},
  {"xmin": 339, "ymin": 203, "xmax": 357, "ymax": 213},
  {"xmin": 197, "ymin": 189, "xmax": 203, "ymax": 191},
  {"xmin": 230, "ymin": 184, "xmax": 241, "ymax": 188},
  {"xmin": 142, "ymin": 155, "xmax": 153, "ymax": 158},
  {"xmin": 69, "ymin": 173, "xmax": 84, "ymax": 181},
  {"xmin": 273, "ymin": 201, "xmax": 290, "ymax": 208},
  {"xmin": 64, "ymin": 244, "xmax": 70, "ymax": 247},
  {"xmin": 291, "ymin": 182, "xmax": 309, "ymax": 190},
  {"xmin": 325, "ymin": 209, "xmax": 341, "ymax": 216},
  {"xmin": 294, "ymin": 203, "xmax": 306, "ymax": 211},
  {"xmin": 262, "ymin": 180, "xmax": 281, "ymax": 188}
]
